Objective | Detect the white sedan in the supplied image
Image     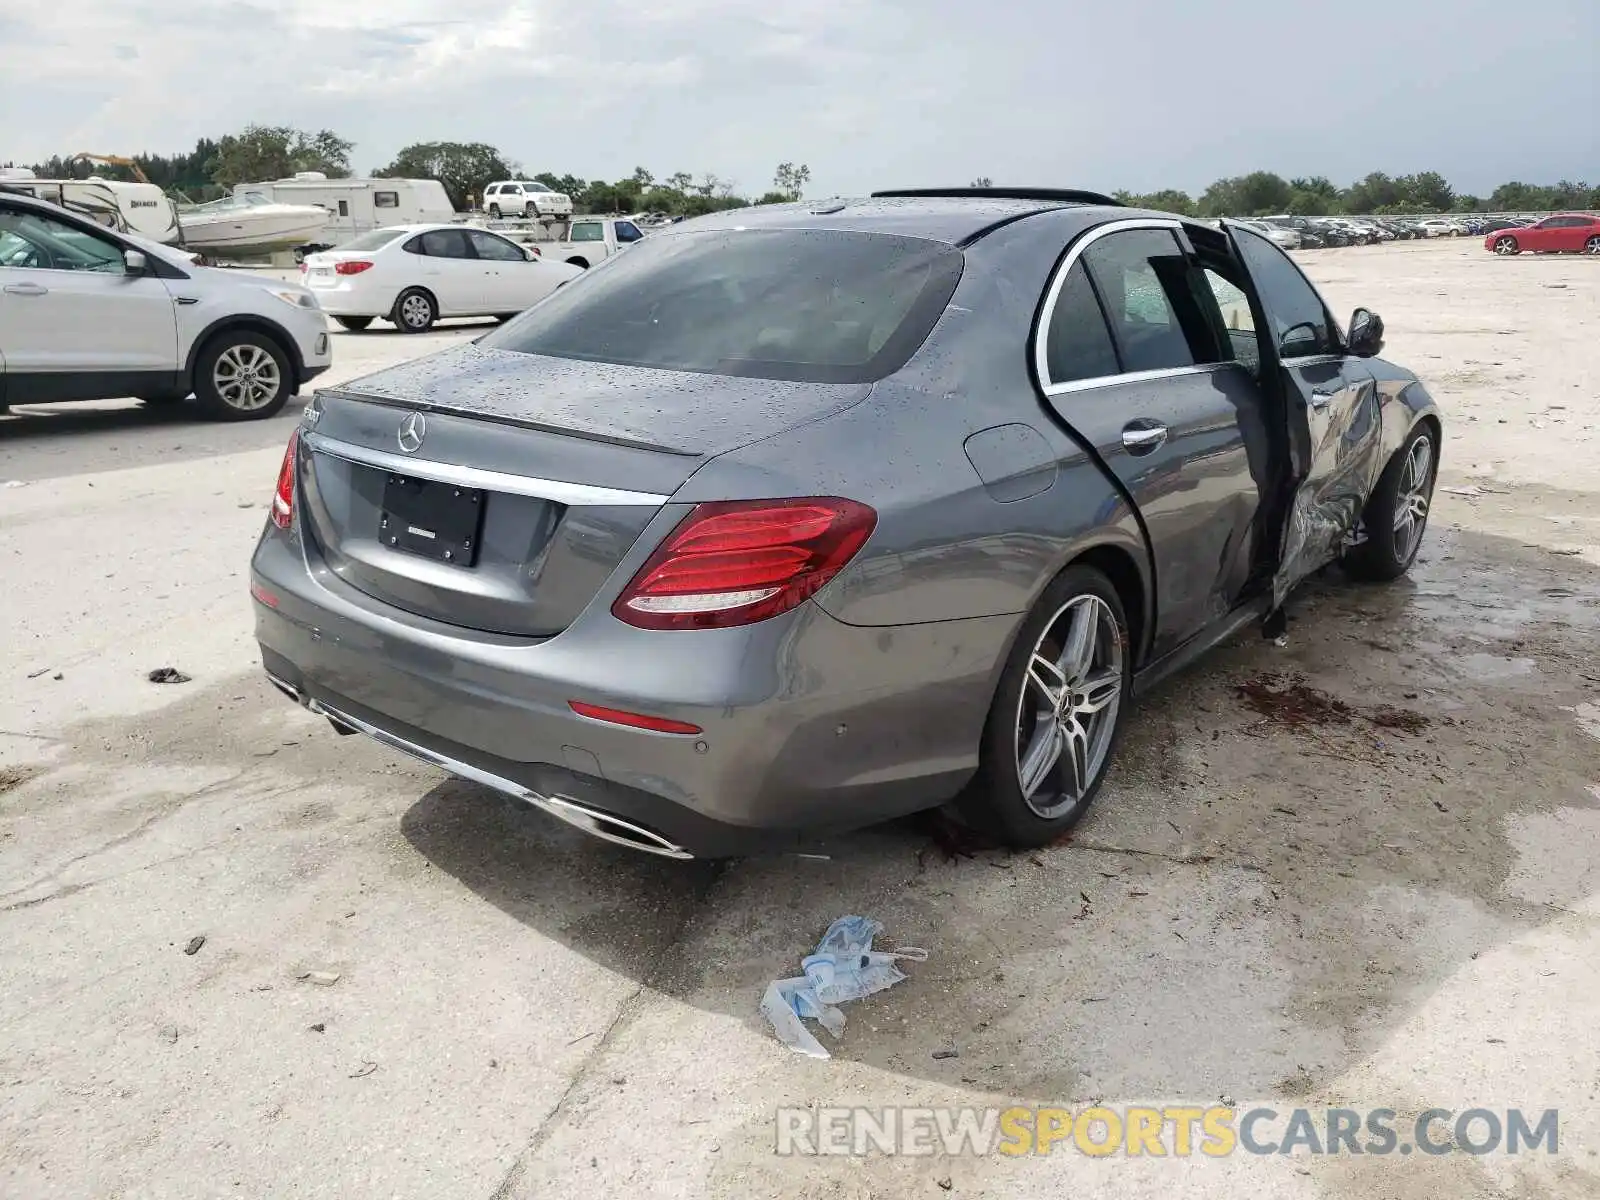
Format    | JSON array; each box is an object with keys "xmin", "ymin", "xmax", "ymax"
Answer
[{"xmin": 301, "ymin": 224, "xmax": 583, "ymax": 333}]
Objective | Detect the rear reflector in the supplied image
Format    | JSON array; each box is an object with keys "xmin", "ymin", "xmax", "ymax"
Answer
[
  {"xmin": 611, "ymin": 497, "xmax": 876, "ymax": 630},
  {"xmin": 250, "ymin": 581, "xmax": 280, "ymax": 608},
  {"xmin": 568, "ymin": 701, "xmax": 702, "ymax": 735},
  {"xmin": 334, "ymin": 260, "xmax": 374, "ymax": 275},
  {"xmin": 270, "ymin": 429, "xmax": 299, "ymax": 529}
]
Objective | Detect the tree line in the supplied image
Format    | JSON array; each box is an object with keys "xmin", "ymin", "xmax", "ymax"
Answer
[
  {"xmin": 10, "ymin": 124, "xmax": 1594, "ymax": 217},
  {"xmin": 1109, "ymin": 171, "xmax": 1600, "ymax": 217}
]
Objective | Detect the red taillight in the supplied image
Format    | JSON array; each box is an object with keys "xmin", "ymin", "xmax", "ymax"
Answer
[
  {"xmin": 298, "ymin": 261, "xmax": 307, "ymax": 273},
  {"xmin": 270, "ymin": 430, "xmax": 298, "ymax": 529},
  {"xmin": 567, "ymin": 701, "xmax": 702, "ymax": 735},
  {"xmin": 334, "ymin": 260, "xmax": 374, "ymax": 276},
  {"xmin": 611, "ymin": 498, "xmax": 876, "ymax": 630}
]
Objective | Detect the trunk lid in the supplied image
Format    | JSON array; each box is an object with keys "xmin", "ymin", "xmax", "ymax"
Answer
[{"xmin": 296, "ymin": 345, "xmax": 871, "ymax": 636}]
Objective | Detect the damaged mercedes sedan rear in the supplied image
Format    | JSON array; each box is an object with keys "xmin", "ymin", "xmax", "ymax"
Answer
[{"xmin": 251, "ymin": 188, "xmax": 1441, "ymax": 859}]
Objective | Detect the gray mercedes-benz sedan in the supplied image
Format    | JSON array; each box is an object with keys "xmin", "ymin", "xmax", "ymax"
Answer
[{"xmin": 251, "ymin": 187, "xmax": 1440, "ymax": 859}]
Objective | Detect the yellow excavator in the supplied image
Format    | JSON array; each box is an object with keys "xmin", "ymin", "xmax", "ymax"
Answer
[{"xmin": 70, "ymin": 152, "xmax": 152, "ymax": 184}]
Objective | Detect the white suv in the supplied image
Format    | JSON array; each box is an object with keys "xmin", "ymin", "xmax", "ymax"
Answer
[
  {"xmin": 483, "ymin": 180, "xmax": 574, "ymax": 219},
  {"xmin": 0, "ymin": 191, "xmax": 330, "ymax": 420}
]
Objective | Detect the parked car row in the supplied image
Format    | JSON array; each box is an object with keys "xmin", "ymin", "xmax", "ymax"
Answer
[{"xmin": 1253, "ymin": 212, "xmax": 1592, "ymax": 249}]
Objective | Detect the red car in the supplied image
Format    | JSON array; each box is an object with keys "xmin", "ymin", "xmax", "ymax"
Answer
[{"xmin": 1484, "ymin": 213, "xmax": 1600, "ymax": 256}]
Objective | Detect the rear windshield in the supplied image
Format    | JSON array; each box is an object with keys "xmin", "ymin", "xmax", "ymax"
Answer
[
  {"xmin": 335, "ymin": 228, "xmax": 409, "ymax": 252},
  {"xmin": 479, "ymin": 228, "xmax": 964, "ymax": 384}
]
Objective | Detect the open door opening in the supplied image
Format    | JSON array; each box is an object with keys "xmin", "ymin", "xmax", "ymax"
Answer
[{"xmin": 1212, "ymin": 220, "xmax": 1385, "ymax": 611}]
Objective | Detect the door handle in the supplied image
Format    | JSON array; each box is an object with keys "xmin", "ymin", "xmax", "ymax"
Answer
[
  {"xmin": 3, "ymin": 282, "xmax": 48, "ymax": 296},
  {"xmin": 1121, "ymin": 423, "xmax": 1168, "ymax": 453},
  {"xmin": 1309, "ymin": 390, "xmax": 1335, "ymax": 410}
]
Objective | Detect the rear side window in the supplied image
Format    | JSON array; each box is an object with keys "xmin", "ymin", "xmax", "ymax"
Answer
[
  {"xmin": 1081, "ymin": 229, "xmax": 1201, "ymax": 373},
  {"xmin": 480, "ymin": 228, "xmax": 965, "ymax": 384},
  {"xmin": 1043, "ymin": 263, "xmax": 1120, "ymax": 384},
  {"xmin": 412, "ymin": 228, "xmax": 473, "ymax": 259},
  {"xmin": 570, "ymin": 223, "xmax": 603, "ymax": 243}
]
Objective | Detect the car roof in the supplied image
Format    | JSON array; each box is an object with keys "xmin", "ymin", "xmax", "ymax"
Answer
[{"xmin": 676, "ymin": 193, "xmax": 1127, "ymax": 246}]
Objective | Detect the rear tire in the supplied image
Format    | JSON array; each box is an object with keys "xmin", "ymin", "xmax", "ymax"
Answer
[
  {"xmin": 334, "ymin": 315, "xmax": 373, "ymax": 332},
  {"xmin": 955, "ymin": 565, "xmax": 1132, "ymax": 848},
  {"xmin": 392, "ymin": 288, "xmax": 437, "ymax": 333},
  {"xmin": 1343, "ymin": 424, "xmax": 1437, "ymax": 582},
  {"xmin": 192, "ymin": 331, "xmax": 292, "ymax": 421}
]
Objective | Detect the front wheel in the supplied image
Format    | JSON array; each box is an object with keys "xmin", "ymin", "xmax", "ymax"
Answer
[
  {"xmin": 1586, "ymin": 236, "xmax": 1600, "ymax": 256},
  {"xmin": 334, "ymin": 315, "xmax": 373, "ymax": 332},
  {"xmin": 1494, "ymin": 235, "xmax": 1519, "ymax": 255},
  {"xmin": 524, "ymin": 202, "xmax": 538, "ymax": 218},
  {"xmin": 488, "ymin": 204, "xmax": 502, "ymax": 219},
  {"xmin": 956, "ymin": 565, "xmax": 1131, "ymax": 847},
  {"xmin": 392, "ymin": 288, "xmax": 437, "ymax": 333},
  {"xmin": 192, "ymin": 332, "xmax": 292, "ymax": 421},
  {"xmin": 1343, "ymin": 425, "xmax": 1437, "ymax": 582}
]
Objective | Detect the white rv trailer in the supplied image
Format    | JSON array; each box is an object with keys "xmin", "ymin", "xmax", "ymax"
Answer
[
  {"xmin": 0, "ymin": 168, "xmax": 181, "ymax": 244},
  {"xmin": 232, "ymin": 173, "xmax": 455, "ymax": 250}
]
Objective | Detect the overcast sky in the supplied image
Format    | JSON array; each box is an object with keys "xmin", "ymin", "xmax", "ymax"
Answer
[{"xmin": 2, "ymin": 0, "xmax": 1595, "ymax": 198}]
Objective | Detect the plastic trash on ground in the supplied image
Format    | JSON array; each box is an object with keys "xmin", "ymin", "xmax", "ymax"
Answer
[{"xmin": 761, "ymin": 915, "xmax": 928, "ymax": 1058}]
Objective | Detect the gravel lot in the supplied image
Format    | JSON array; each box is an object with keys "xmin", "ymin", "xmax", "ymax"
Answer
[{"xmin": 2, "ymin": 239, "xmax": 1597, "ymax": 1199}]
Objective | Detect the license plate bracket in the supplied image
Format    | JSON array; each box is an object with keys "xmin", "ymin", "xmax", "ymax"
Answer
[{"xmin": 380, "ymin": 474, "xmax": 485, "ymax": 567}]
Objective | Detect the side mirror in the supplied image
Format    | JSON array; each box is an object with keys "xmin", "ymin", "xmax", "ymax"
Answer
[
  {"xmin": 123, "ymin": 249, "xmax": 148, "ymax": 273},
  {"xmin": 1347, "ymin": 307, "xmax": 1384, "ymax": 357},
  {"xmin": 524, "ymin": 246, "xmax": 540, "ymax": 262}
]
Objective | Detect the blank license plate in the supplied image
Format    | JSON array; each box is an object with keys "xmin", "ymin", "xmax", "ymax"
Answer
[{"xmin": 380, "ymin": 474, "xmax": 485, "ymax": 567}]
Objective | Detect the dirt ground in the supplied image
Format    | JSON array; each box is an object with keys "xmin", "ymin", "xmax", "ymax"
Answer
[{"xmin": 1, "ymin": 239, "xmax": 1596, "ymax": 1199}]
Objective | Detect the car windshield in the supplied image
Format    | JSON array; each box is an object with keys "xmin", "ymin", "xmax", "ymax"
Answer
[
  {"xmin": 480, "ymin": 228, "xmax": 965, "ymax": 384},
  {"xmin": 189, "ymin": 193, "xmax": 271, "ymax": 212},
  {"xmin": 335, "ymin": 228, "xmax": 409, "ymax": 251}
]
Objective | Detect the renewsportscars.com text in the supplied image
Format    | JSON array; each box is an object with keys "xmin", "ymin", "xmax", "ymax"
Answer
[{"xmin": 775, "ymin": 1105, "xmax": 1559, "ymax": 1158}]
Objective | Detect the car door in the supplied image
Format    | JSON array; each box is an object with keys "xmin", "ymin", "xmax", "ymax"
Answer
[
  {"xmin": 0, "ymin": 200, "xmax": 179, "ymax": 402},
  {"xmin": 1547, "ymin": 216, "xmax": 1587, "ymax": 252},
  {"xmin": 413, "ymin": 227, "xmax": 482, "ymax": 314},
  {"xmin": 466, "ymin": 229, "xmax": 536, "ymax": 311},
  {"xmin": 1221, "ymin": 221, "xmax": 1384, "ymax": 606},
  {"xmin": 1035, "ymin": 221, "xmax": 1274, "ymax": 658}
]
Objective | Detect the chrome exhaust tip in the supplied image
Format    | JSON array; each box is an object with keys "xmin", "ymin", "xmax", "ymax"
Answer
[{"xmin": 298, "ymin": 692, "xmax": 695, "ymax": 860}]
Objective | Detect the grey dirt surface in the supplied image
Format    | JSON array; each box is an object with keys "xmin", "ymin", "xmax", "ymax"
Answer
[{"xmin": 2, "ymin": 243, "xmax": 1598, "ymax": 1199}]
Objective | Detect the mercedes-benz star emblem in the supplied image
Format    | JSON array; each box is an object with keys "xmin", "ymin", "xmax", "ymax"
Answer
[{"xmin": 397, "ymin": 412, "xmax": 427, "ymax": 454}]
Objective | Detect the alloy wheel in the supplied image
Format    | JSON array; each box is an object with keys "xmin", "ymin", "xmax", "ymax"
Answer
[
  {"xmin": 400, "ymin": 294, "xmax": 433, "ymax": 329},
  {"xmin": 1495, "ymin": 237, "xmax": 1517, "ymax": 255},
  {"xmin": 1392, "ymin": 434, "xmax": 1433, "ymax": 563},
  {"xmin": 1014, "ymin": 594, "xmax": 1124, "ymax": 819},
  {"xmin": 212, "ymin": 344, "xmax": 281, "ymax": 411},
  {"xmin": 1586, "ymin": 237, "xmax": 1600, "ymax": 255}
]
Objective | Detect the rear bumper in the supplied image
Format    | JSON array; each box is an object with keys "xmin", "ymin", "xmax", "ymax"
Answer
[{"xmin": 250, "ymin": 526, "xmax": 1014, "ymax": 858}]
